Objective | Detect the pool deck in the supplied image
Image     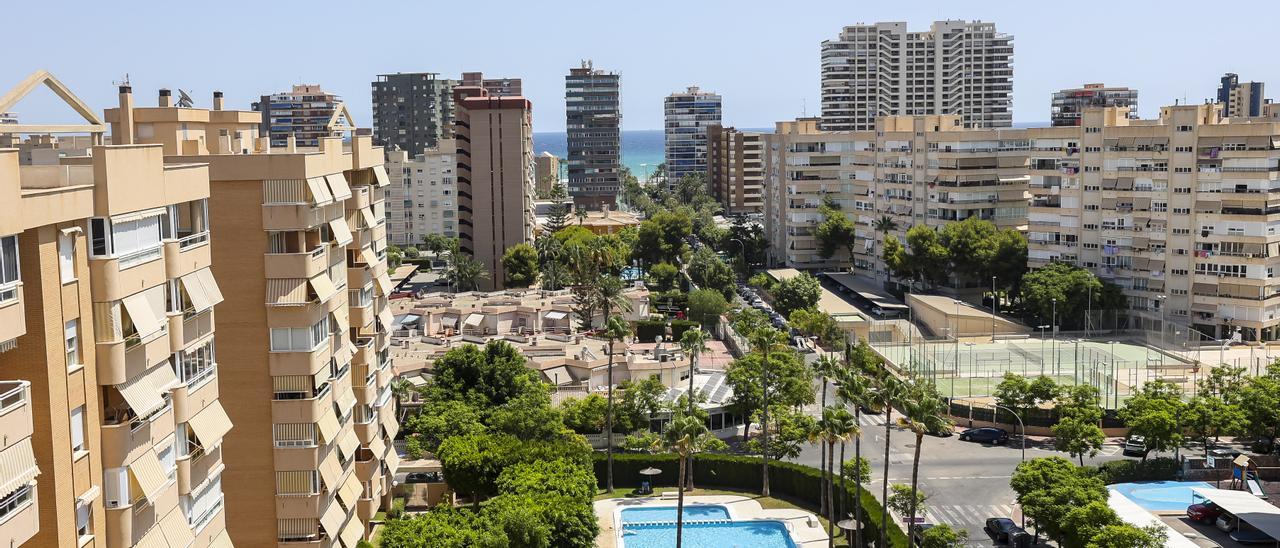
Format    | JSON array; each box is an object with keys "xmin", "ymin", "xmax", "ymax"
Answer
[{"xmin": 595, "ymin": 494, "xmax": 830, "ymax": 548}]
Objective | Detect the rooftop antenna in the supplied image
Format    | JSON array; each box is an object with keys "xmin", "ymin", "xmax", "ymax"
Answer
[
  {"xmin": 802, "ymin": 98, "xmax": 807, "ymax": 118},
  {"xmin": 177, "ymin": 89, "xmax": 194, "ymax": 108},
  {"xmin": 112, "ymin": 73, "xmax": 131, "ymax": 87}
]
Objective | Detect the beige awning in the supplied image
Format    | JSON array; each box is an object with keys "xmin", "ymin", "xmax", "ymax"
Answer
[
  {"xmin": 380, "ymin": 407, "xmax": 399, "ymax": 438},
  {"xmin": 368, "ymin": 435, "xmax": 386, "ymax": 459},
  {"xmin": 372, "ymin": 165, "xmax": 391, "ymax": 188},
  {"xmin": 463, "ymin": 313, "xmax": 483, "ymax": 327},
  {"xmin": 337, "ymin": 472, "xmax": 362, "ymax": 509},
  {"xmin": 319, "ymin": 500, "xmax": 345, "ymax": 538},
  {"xmin": 117, "ymin": 364, "xmax": 177, "ymax": 418},
  {"xmin": 1132, "ymin": 197, "xmax": 1152, "ymax": 209},
  {"xmin": 209, "ymin": 529, "xmax": 233, "ymax": 548},
  {"xmin": 335, "ymin": 386, "xmax": 357, "ymax": 419},
  {"xmin": 305, "ymin": 177, "xmax": 334, "ymax": 205},
  {"xmin": 1193, "ymin": 283, "xmax": 1218, "ymax": 295},
  {"xmin": 378, "ymin": 308, "xmax": 395, "ymax": 331},
  {"xmin": 325, "ymin": 174, "xmax": 353, "ymax": 201},
  {"xmin": 359, "ymin": 207, "xmax": 378, "ymax": 230},
  {"xmin": 360, "ymin": 247, "xmax": 378, "ymax": 267},
  {"xmin": 308, "ymin": 273, "xmax": 337, "ymax": 303},
  {"xmin": 112, "ymin": 207, "xmax": 167, "ymax": 224},
  {"xmin": 333, "ymin": 312, "xmax": 350, "ymax": 338},
  {"xmin": 383, "ymin": 446, "xmax": 400, "ymax": 474},
  {"xmin": 159, "ymin": 506, "xmax": 195, "ymax": 548},
  {"xmin": 1247, "ymin": 136, "xmax": 1270, "ymax": 149},
  {"xmin": 1131, "ymin": 257, "xmax": 1150, "ymax": 270},
  {"xmin": 1101, "ymin": 198, "xmax": 1117, "ymax": 209},
  {"xmin": 1148, "ymin": 259, "xmax": 1165, "ymax": 271},
  {"xmin": 1115, "ymin": 178, "xmax": 1134, "ymax": 190},
  {"xmin": 317, "ymin": 411, "xmax": 341, "ymax": 444},
  {"xmin": 319, "ymin": 450, "xmax": 342, "ymax": 492},
  {"xmin": 180, "ymin": 268, "xmax": 223, "ymax": 312},
  {"xmin": 329, "ymin": 218, "xmax": 354, "ymax": 247},
  {"xmin": 135, "ymin": 525, "xmax": 169, "ymax": 548},
  {"xmin": 188, "ymin": 401, "xmax": 233, "ymax": 449},
  {"xmin": 128, "ymin": 448, "xmax": 170, "ymax": 502},
  {"xmin": 338, "ymin": 428, "xmax": 360, "ymax": 461},
  {"xmin": 0, "ymin": 438, "xmax": 38, "ymax": 498},
  {"xmin": 1192, "ymin": 301, "xmax": 1218, "ymax": 313},
  {"xmin": 267, "ymin": 278, "xmax": 308, "ymax": 306},
  {"xmin": 441, "ymin": 313, "xmax": 459, "ymax": 327},
  {"xmin": 339, "ymin": 516, "xmax": 364, "ymax": 548},
  {"xmin": 122, "ymin": 288, "xmax": 164, "ymax": 339},
  {"xmin": 195, "ymin": 267, "xmax": 223, "ymax": 307},
  {"xmin": 1199, "ymin": 137, "xmax": 1222, "ymax": 147},
  {"xmin": 997, "ymin": 189, "xmax": 1025, "ymax": 201},
  {"xmin": 375, "ymin": 273, "xmax": 394, "ymax": 297}
]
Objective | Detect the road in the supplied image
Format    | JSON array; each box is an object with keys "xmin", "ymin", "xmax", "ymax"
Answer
[{"xmin": 788, "ymin": 378, "xmax": 1144, "ymax": 546}]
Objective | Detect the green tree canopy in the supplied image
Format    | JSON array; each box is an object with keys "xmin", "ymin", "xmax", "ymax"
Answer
[
  {"xmin": 404, "ymin": 399, "xmax": 487, "ymax": 454},
  {"xmin": 427, "ymin": 341, "xmax": 540, "ymax": 408},
  {"xmin": 1118, "ymin": 380, "xmax": 1185, "ymax": 459},
  {"xmin": 772, "ymin": 272, "xmax": 821, "ymax": 317},
  {"xmin": 1019, "ymin": 262, "xmax": 1125, "ymax": 330},
  {"xmin": 687, "ymin": 247, "xmax": 736, "ymax": 300},
  {"xmin": 686, "ymin": 288, "xmax": 728, "ymax": 327},
  {"xmin": 501, "ymin": 243, "xmax": 539, "ymax": 288},
  {"xmin": 904, "ymin": 225, "xmax": 950, "ymax": 288},
  {"xmin": 815, "ymin": 204, "xmax": 858, "ymax": 260},
  {"xmin": 789, "ymin": 308, "xmax": 843, "ymax": 349},
  {"xmin": 726, "ymin": 350, "xmax": 815, "ymax": 442},
  {"xmin": 632, "ymin": 210, "xmax": 692, "ymax": 266},
  {"xmin": 647, "ymin": 262, "xmax": 679, "ymax": 292},
  {"xmin": 1010, "ymin": 457, "xmax": 1107, "ymax": 542}
]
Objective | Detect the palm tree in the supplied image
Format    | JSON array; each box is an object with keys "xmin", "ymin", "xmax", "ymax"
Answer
[
  {"xmin": 678, "ymin": 327, "xmax": 710, "ymax": 490},
  {"xmin": 603, "ymin": 315, "xmax": 630, "ymax": 494},
  {"xmin": 823, "ymin": 407, "xmax": 859, "ymax": 548},
  {"xmin": 810, "ymin": 407, "xmax": 839, "ymax": 537},
  {"xmin": 875, "ymin": 373, "xmax": 907, "ymax": 548},
  {"xmin": 663, "ymin": 415, "xmax": 709, "ymax": 548},
  {"xmin": 872, "ymin": 215, "xmax": 899, "ymax": 284},
  {"xmin": 389, "ymin": 378, "xmax": 413, "ymax": 422},
  {"xmin": 896, "ymin": 378, "xmax": 951, "ymax": 542},
  {"xmin": 446, "ymin": 251, "xmax": 488, "ymax": 292},
  {"xmin": 836, "ymin": 362, "xmax": 879, "ymax": 548},
  {"xmin": 749, "ymin": 327, "xmax": 789, "ymax": 497},
  {"xmin": 812, "ymin": 354, "xmax": 839, "ymax": 516}
]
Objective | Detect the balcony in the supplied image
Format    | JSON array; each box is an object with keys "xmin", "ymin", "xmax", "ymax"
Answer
[
  {"xmin": 162, "ymin": 233, "xmax": 212, "ymax": 280},
  {"xmin": 97, "ymin": 328, "xmax": 171, "ymax": 387},
  {"xmin": 101, "ymin": 404, "xmax": 174, "ymax": 469},
  {"xmin": 0, "ymin": 484, "xmax": 37, "ymax": 548},
  {"xmin": 266, "ymin": 247, "xmax": 329, "ymax": 280},
  {"xmin": 0, "ymin": 383, "xmax": 33, "ymax": 445},
  {"xmin": 172, "ymin": 370, "xmax": 219, "ymax": 424},
  {"xmin": 357, "ymin": 490, "xmax": 381, "ymax": 523},
  {"xmin": 88, "ymin": 248, "xmax": 167, "ymax": 303},
  {"xmin": 0, "ymin": 288, "xmax": 24, "ymax": 354},
  {"xmin": 272, "ymin": 386, "xmax": 334, "ymax": 425},
  {"xmin": 168, "ymin": 309, "xmax": 214, "ymax": 354},
  {"xmin": 348, "ymin": 187, "xmax": 370, "ymax": 211},
  {"xmin": 178, "ymin": 445, "xmax": 222, "ymax": 496},
  {"xmin": 263, "ymin": 202, "xmax": 343, "ymax": 232}
]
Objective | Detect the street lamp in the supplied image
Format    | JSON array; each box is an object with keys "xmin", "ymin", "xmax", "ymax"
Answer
[
  {"xmin": 964, "ymin": 342, "xmax": 976, "ymax": 397},
  {"xmin": 958, "ymin": 398, "xmax": 1026, "ymax": 526},
  {"xmin": 1156, "ymin": 295, "xmax": 1168, "ymax": 369},
  {"xmin": 730, "ymin": 237, "xmax": 746, "ymax": 276},
  {"xmin": 1037, "ymin": 325, "xmax": 1050, "ymax": 376},
  {"xmin": 991, "ymin": 276, "xmax": 998, "ymax": 343},
  {"xmin": 1051, "ymin": 298, "xmax": 1058, "ymax": 376}
]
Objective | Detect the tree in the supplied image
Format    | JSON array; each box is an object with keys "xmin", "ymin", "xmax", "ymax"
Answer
[
  {"xmin": 1010, "ymin": 457, "xmax": 1107, "ymax": 543},
  {"xmin": 447, "ymin": 251, "xmax": 489, "ymax": 292},
  {"xmin": 724, "ymin": 216, "xmax": 768, "ymax": 272},
  {"xmin": 904, "ymin": 225, "xmax": 950, "ymax": 289},
  {"xmin": 995, "ymin": 373, "xmax": 1058, "ymax": 423},
  {"xmin": 875, "ymin": 373, "xmax": 907, "ymax": 548},
  {"xmin": 1184, "ymin": 395, "xmax": 1245, "ymax": 452},
  {"xmin": 647, "ymin": 262, "xmax": 679, "ymax": 292},
  {"xmin": 749, "ymin": 327, "xmax": 791, "ymax": 496},
  {"xmin": 725, "ymin": 347, "xmax": 815, "ymax": 445},
  {"xmin": 886, "ymin": 483, "xmax": 927, "ymax": 521},
  {"xmin": 836, "ymin": 341, "xmax": 882, "ymax": 548},
  {"xmin": 602, "ymin": 315, "xmax": 630, "ymax": 493},
  {"xmin": 938, "ymin": 216, "xmax": 1000, "ymax": 282},
  {"xmin": 663, "ymin": 415, "xmax": 709, "ymax": 548},
  {"xmin": 746, "ymin": 406, "xmax": 817, "ymax": 461},
  {"xmin": 387, "ymin": 244, "xmax": 405, "ymax": 269},
  {"xmin": 427, "ymin": 341, "xmax": 539, "ymax": 408},
  {"xmin": 815, "ymin": 406, "xmax": 858, "ymax": 546},
  {"xmin": 814, "ymin": 203, "xmax": 858, "ymax": 263},
  {"xmin": 559, "ymin": 394, "xmax": 608, "ymax": 434},
  {"xmin": 686, "ymin": 289, "xmax": 727, "ymax": 327},
  {"xmin": 1118, "ymin": 380, "xmax": 1185, "ymax": 460},
  {"xmin": 687, "ymin": 247, "xmax": 735, "ymax": 300},
  {"xmin": 618, "ymin": 375, "xmax": 667, "ymax": 430},
  {"xmin": 404, "ymin": 399, "xmax": 487, "ymax": 454},
  {"xmin": 789, "ymin": 308, "xmax": 843, "ymax": 349},
  {"xmin": 632, "ymin": 210, "xmax": 692, "ymax": 266},
  {"xmin": 1199, "ymin": 364, "xmax": 1247, "ymax": 403},
  {"xmin": 897, "ymin": 378, "xmax": 951, "ymax": 541},
  {"xmin": 772, "ymin": 272, "xmax": 821, "ymax": 318},
  {"xmin": 1238, "ymin": 364, "xmax": 1280, "ymax": 445},
  {"xmin": 487, "ymin": 387, "xmax": 567, "ymax": 442},
  {"xmin": 496, "ymin": 457, "xmax": 597, "ymax": 504},
  {"xmin": 872, "ymin": 215, "xmax": 899, "ymax": 236},
  {"xmin": 679, "ymin": 328, "xmax": 710, "ymax": 417},
  {"xmin": 1052, "ymin": 384, "xmax": 1105, "ymax": 465},
  {"xmin": 378, "ymin": 505, "xmax": 505, "ymax": 547},
  {"xmin": 422, "ymin": 233, "xmax": 456, "ymax": 258},
  {"xmin": 1086, "ymin": 525, "xmax": 1166, "ymax": 548},
  {"xmin": 500, "ymin": 243, "xmax": 539, "ymax": 288},
  {"xmin": 729, "ymin": 307, "xmax": 770, "ymax": 338},
  {"xmin": 1059, "ymin": 501, "xmax": 1121, "ymax": 548},
  {"xmin": 436, "ymin": 432, "xmax": 521, "ymax": 503},
  {"xmin": 882, "ymin": 235, "xmax": 912, "ymax": 287},
  {"xmin": 917, "ymin": 523, "xmax": 968, "ymax": 548},
  {"xmin": 1019, "ymin": 262, "xmax": 1125, "ymax": 331}
]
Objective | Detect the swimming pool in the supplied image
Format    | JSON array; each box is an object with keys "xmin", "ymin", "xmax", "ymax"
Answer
[
  {"xmin": 621, "ymin": 520, "xmax": 798, "ymax": 548},
  {"xmin": 1110, "ymin": 481, "xmax": 1214, "ymax": 512},
  {"xmin": 621, "ymin": 505, "xmax": 731, "ymax": 524}
]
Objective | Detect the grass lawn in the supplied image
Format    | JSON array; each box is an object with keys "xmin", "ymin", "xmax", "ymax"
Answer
[{"xmin": 595, "ymin": 487, "xmax": 855, "ymax": 547}]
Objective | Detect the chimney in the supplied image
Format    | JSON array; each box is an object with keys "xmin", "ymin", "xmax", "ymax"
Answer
[
  {"xmin": 116, "ymin": 85, "xmax": 135, "ymax": 145},
  {"xmin": 158, "ymin": 88, "xmax": 172, "ymax": 107},
  {"xmin": 212, "ymin": 91, "xmax": 224, "ymax": 111},
  {"xmin": 286, "ymin": 134, "xmax": 296, "ymax": 153}
]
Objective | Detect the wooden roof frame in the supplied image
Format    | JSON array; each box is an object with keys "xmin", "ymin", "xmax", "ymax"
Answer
[{"xmin": 0, "ymin": 70, "xmax": 106, "ymax": 135}]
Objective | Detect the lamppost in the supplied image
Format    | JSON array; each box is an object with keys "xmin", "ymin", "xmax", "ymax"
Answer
[
  {"xmin": 1051, "ymin": 298, "xmax": 1058, "ymax": 376},
  {"xmin": 1108, "ymin": 340, "xmax": 1119, "ymax": 409},
  {"xmin": 730, "ymin": 237, "xmax": 746, "ymax": 276},
  {"xmin": 1156, "ymin": 294, "xmax": 1168, "ymax": 369},
  {"xmin": 1037, "ymin": 325, "xmax": 1050, "ymax": 376},
  {"xmin": 965, "ymin": 342, "xmax": 976, "ymax": 397},
  {"xmin": 991, "ymin": 276, "xmax": 998, "ymax": 343}
]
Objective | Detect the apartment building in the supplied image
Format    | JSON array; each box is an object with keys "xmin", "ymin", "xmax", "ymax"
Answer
[
  {"xmin": 105, "ymin": 86, "xmax": 399, "ymax": 546},
  {"xmin": 459, "ymin": 72, "xmax": 522, "ymax": 97},
  {"xmin": 566, "ymin": 60, "xmax": 621, "ymax": 210},
  {"xmin": 820, "ymin": 20, "xmax": 1013, "ymax": 131},
  {"xmin": 764, "ymin": 115, "xmax": 1029, "ymax": 275},
  {"xmin": 371, "ymin": 73, "xmax": 455, "ymax": 154},
  {"xmin": 0, "ymin": 112, "xmax": 15, "ymax": 124},
  {"xmin": 1026, "ymin": 104, "xmax": 1280, "ymax": 341},
  {"xmin": 453, "ymin": 86, "xmax": 536, "ymax": 290},
  {"xmin": 707, "ymin": 125, "xmax": 764, "ymax": 214},
  {"xmin": 1051, "ymin": 83, "xmax": 1138, "ymax": 126},
  {"xmin": 535, "ymin": 152, "xmax": 561, "ymax": 195},
  {"xmin": 664, "ymin": 86, "xmax": 722, "ymax": 183},
  {"xmin": 0, "ymin": 72, "xmax": 233, "ymax": 548},
  {"xmin": 385, "ymin": 141, "xmax": 457, "ymax": 247},
  {"xmin": 1217, "ymin": 73, "xmax": 1267, "ymax": 119},
  {"xmin": 254, "ymin": 85, "xmax": 344, "ymax": 149}
]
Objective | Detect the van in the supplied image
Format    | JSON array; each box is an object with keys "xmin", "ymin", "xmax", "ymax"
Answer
[{"xmin": 1123, "ymin": 436, "xmax": 1148, "ymax": 457}]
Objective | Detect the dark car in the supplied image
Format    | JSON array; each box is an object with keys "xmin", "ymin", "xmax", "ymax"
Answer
[
  {"xmin": 405, "ymin": 472, "xmax": 442, "ymax": 484},
  {"xmin": 960, "ymin": 427, "xmax": 1009, "ymax": 445},
  {"xmin": 984, "ymin": 517, "xmax": 1025, "ymax": 544},
  {"xmin": 1188, "ymin": 500, "xmax": 1225, "ymax": 524},
  {"xmin": 911, "ymin": 523, "xmax": 934, "ymax": 546}
]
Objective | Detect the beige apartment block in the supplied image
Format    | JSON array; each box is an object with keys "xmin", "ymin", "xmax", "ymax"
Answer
[
  {"xmin": 1026, "ymin": 104, "xmax": 1280, "ymax": 341},
  {"xmin": 534, "ymin": 151, "xmax": 560, "ymax": 195},
  {"xmin": 452, "ymin": 87, "xmax": 536, "ymax": 290},
  {"xmin": 707, "ymin": 125, "xmax": 764, "ymax": 214},
  {"xmin": 764, "ymin": 115, "xmax": 1029, "ymax": 277},
  {"xmin": 385, "ymin": 142, "xmax": 457, "ymax": 247},
  {"xmin": 0, "ymin": 72, "xmax": 234, "ymax": 548},
  {"xmin": 103, "ymin": 86, "xmax": 399, "ymax": 546}
]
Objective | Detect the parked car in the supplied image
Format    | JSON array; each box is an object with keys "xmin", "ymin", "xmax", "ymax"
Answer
[
  {"xmin": 405, "ymin": 472, "xmax": 443, "ymax": 484},
  {"xmin": 984, "ymin": 517, "xmax": 1026, "ymax": 544},
  {"xmin": 1188, "ymin": 501, "xmax": 1225, "ymax": 524},
  {"xmin": 1123, "ymin": 435, "xmax": 1148, "ymax": 457},
  {"xmin": 960, "ymin": 427, "xmax": 1009, "ymax": 445},
  {"xmin": 1217, "ymin": 511, "xmax": 1237, "ymax": 533},
  {"xmin": 1208, "ymin": 447, "xmax": 1244, "ymax": 460}
]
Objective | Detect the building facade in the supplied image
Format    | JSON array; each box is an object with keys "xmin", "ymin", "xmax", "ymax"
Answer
[
  {"xmin": 1, "ymin": 74, "xmax": 234, "ymax": 548},
  {"xmin": 254, "ymin": 85, "xmax": 343, "ymax": 149},
  {"xmin": 534, "ymin": 152, "xmax": 561, "ymax": 196},
  {"xmin": 764, "ymin": 115, "xmax": 1029, "ymax": 276},
  {"xmin": 453, "ymin": 87, "xmax": 536, "ymax": 290},
  {"xmin": 459, "ymin": 72, "xmax": 522, "ymax": 97},
  {"xmin": 371, "ymin": 73, "xmax": 455, "ymax": 155},
  {"xmin": 707, "ymin": 125, "xmax": 764, "ymax": 214},
  {"xmin": 1217, "ymin": 73, "xmax": 1266, "ymax": 119},
  {"xmin": 1051, "ymin": 83, "xmax": 1138, "ymax": 126},
  {"xmin": 106, "ymin": 87, "xmax": 399, "ymax": 547},
  {"xmin": 385, "ymin": 141, "xmax": 457, "ymax": 247},
  {"xmin": 820, "ymin": 20, "xmax": 1013, "ymax": 131},
  {"xmin": 565, "ymin": 60, "xmax": 621, "ymax": 210},
  {"xmin": 664, "ymin": 86, "xmax": 722, "ymax": 183}
]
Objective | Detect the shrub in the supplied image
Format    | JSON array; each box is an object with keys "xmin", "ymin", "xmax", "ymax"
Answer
[
  {"xmin": 670, "ymin": 319, "xmax": 699, "ymax": 340},
  {"xmin": 635, "ymin": 320, "xmax": 666, "ymax": 342},
  {"xmin": 405, "ymin": 435, "xmax": 425, "ymax": 460},
  {"xmin": 1085, "ymin": 457, "xmax": 1179, "ymax": 484},
  {"xmin": 386, "ymin": 498, "xmax": 406, "ymax": 520}
]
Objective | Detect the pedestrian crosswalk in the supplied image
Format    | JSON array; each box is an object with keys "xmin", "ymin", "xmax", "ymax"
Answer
[{"xmin": 924, "ymin": 504, "xmax": 1016, "ymax": 529}]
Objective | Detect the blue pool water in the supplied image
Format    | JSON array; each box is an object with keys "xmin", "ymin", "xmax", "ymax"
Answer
[
  {"xmin": 621, "ymin": 521, "xmax": 797, "ymax": 548},
  {"xmin": 1110, "ymin": 481, "xmax": 1214, "ymax": 512},
  {"xmin": 621, "ymin": 505, "xmax": 731, "ymax": 524}
]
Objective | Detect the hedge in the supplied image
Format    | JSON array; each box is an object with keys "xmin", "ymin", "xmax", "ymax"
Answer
[
  {"xmin": 634, "ymin": 319, "xmax": 702, "ymax": 343},
  {"xmin": 594, "ymin": 452, "xmax": 909, "ymax": 548},
  {"xmin": 1084, "ymin": 457, "xmax": 1179, "ymax": 484}
]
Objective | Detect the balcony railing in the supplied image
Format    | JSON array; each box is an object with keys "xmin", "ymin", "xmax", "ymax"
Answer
[
  {"xmin": 118, "ymin": 245, "xmax": 163, "ymax": 269},
  {"xmin": 178, "ymin": 231, "xmax": 210, "ymax": 250}
]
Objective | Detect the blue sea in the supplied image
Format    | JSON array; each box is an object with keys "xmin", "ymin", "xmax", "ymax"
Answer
[{"xmin": 534, "ymin": 129, "xmax": 769, "ymax": 179}]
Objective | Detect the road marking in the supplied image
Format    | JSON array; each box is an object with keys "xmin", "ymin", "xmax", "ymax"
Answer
[
  {"xmin": 888, "ymin": 475, "xmax": 1012, "ymax": 481},
  {"xmin": 924, "ymin": 504, "xmax": 1015, "ymax": 528}
]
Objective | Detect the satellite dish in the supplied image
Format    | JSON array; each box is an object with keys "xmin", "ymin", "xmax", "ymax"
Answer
[{"xmin": 177, "ymin": 89, "xmax": 194, "ymax": 108}]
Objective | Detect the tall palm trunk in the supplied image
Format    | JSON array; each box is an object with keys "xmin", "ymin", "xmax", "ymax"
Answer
[
  {"xmin": 880, "ymin": 405, "xmax": 892, "ymax": 548},
  {"xmin": 676, "ymin": 453, "xmax": 687, "ymax": 548},
  {"xmin": 687, "ymin": 353, "xmax": 697, "ymax": 491},
  {"xmin": 605, "ymin": 338, "xmax": 615, "ymax": 493},
  {"xmin": 853, "ymin": 407, "xmax": 864, "ymax": 548},
  {"xmin": 906, "ymin": 431, "xmax": 924, "ymax": 542},
  {"xmin": 839, "ymin": 440, "xmax": 848, "ymax": 547},
  {"xmin": 761, "ymin": 346, "xmax": 771, "ymax": 497},
  {"xmin": 827, "ymin": 439, "xmax": 837, "ymax": 548},
  {"xmin": 819, "ymin": 376, "xmax": 829, "ymax": 516}
]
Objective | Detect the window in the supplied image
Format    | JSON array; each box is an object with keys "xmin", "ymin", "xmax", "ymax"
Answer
[
  {"xmin": 65, "ymin": 320, "xmax": 81, "ymax": 370},
  {"xmin": 158, "ymin": 436, "xmax": 177, "ymax": 480},
  {"xmin": 76, "ymin": 498, "xmax": 93, "ymax": 540},
  {"xmin": 0, "ymin": 235, "xmax": 18, "ymax": 302},
  {"xmin": 175, "ymin": 339, "xmax": 216, "ymax": 387},
  {"xmin": 270, "ymin": 318, "xmax": 328, "ymax": 352},
  {"xmin": 58, "ymin": 232, "xmax": 76, "ymax": 283},
  {"xmin": 71, "ymin": 405, "xmax": 86, "ymax": 454},
  {"xmin": 0, "ymin": 485, "xmax": 33, "ymax": 522},
  {"xmin": 1176, "ymin": 125, "xmax": 1192, "ymax": 132}
]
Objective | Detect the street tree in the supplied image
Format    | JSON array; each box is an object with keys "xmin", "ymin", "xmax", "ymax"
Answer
[
  {"xmin": 686, "ymin": 289, "xmax": 728, "ymax": 327},
  {"xmin": 772, "ymin": 272, "xmax": 821, "ymax": 317},
  {"xmin": 1052, "ymin": 384, "xmax": 1105, "ymax": 465},
  {"xmin": 905, "ymin": 225, "xmax": 950, "ymax": 288},
  {"xmin": 501, "ymin": 243, "xmax": 538, "ymax": 288},
  {"xmin": 1010, "ymin": 457, "xmax": 1107, "ymax": 543},
  {"xmin": 1239, "ymin": 365, "xmax": 1280, "ymax": 445},
  {"xmin": 1019, "ymin": 262, "xmax": 1125, "ymax": 331},
  {"xmin": 897, "ymin": 377, "xmax": 951, "ymax": 541},
  {"xmin": 917, "ymin": 524, "xmax": 967, "ymax": 548},
  {"xmin": 748, "ymin": 327, "xmax": 791, "ymax": 497},
  {"xmin": 789, "ymin": 308, "xmax": 843, "ymax": 349},
  {"xmin": 1118, "ymin": 380, "xmax": 1185, "ymax": 460},
  {"xmin": 1184, "ymin": 395, "xmax": 1245, "ymax": 450},
  {"xmin": 687, "ymin": 247, "xmax": 736, "ymax": 300},
  {"xmin": 725, "ymin": 348, "xmax": 815, "ymax": 444},
  {"xmin": 814, "ymin": 203, "xmax": 858, "ymax": 262}
]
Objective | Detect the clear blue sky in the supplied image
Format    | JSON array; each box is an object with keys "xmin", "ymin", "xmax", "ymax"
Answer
[{"xmin": 4, "ymin": 0, "xmax": 1279, "ymax": 132}]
